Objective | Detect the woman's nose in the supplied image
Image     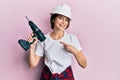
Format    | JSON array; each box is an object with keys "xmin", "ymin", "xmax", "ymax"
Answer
[{"xmin": 61, "ymin": 19, "xmax": 66, "ymax": 24}]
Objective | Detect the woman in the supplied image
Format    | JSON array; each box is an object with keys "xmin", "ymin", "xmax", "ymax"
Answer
[{"xmin": 27, "ymin": 4, "xmax": 87, "ymax": 80}]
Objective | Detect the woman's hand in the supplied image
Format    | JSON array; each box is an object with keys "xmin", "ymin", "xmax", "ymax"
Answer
[
  {"xmin": 60, "ymin": 41, "xmax": 79, "ymax": 55},
  {"xmin": 27, "ymin": 33, "xmax": 38, "ymax": 50}
]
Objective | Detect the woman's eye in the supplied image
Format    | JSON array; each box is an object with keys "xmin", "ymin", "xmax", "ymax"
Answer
[
  {"xmin": 58, "ymin": 16, "xmax": 62, "ymax": 19},
  {"xmin": 58, "ymin": 16, "xmax": 69, "ymax": 22},
  {"xmin": 65, "ymin": 19, "xmax": 68, "ymax": 21}
]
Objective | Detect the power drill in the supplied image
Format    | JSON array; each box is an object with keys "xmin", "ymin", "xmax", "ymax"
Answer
[{"xmin": 18, "ymin": 16, "xmax": 46, "ymax": 51}]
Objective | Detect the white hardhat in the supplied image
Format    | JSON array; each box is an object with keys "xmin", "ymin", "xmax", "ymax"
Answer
[{"xmin": 51, "ymin": 4, "xmax": 72, "ymax": 19}]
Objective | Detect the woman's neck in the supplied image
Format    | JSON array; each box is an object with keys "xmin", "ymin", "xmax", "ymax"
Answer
[{"xmin": 50, "ymin": 30, "xmax": 64, "ymax": 40}]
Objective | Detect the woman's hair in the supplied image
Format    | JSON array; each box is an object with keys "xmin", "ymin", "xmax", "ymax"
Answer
[{"xmin": 50, "ymin": 14, "xmax": 70, "ymax": 29}]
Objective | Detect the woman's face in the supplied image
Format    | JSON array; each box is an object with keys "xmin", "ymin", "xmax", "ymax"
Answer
[{"xmin": 53, "ymin": 15, "xmax": 69, "ymax": 31}]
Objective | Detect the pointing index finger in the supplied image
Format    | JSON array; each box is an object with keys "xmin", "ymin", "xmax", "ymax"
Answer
[{"xmin": 59, "ymin": 41, "xmax": 68, "ymax": 45}]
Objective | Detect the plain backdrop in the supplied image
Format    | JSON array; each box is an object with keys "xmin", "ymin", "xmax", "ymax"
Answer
[{"xmin": 0, "ymin": 0, "xmax": 120, "ymax": 80}]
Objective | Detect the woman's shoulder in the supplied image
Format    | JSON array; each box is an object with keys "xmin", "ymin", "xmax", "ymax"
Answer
[
  {"xmin": 44, "ymin": 32, "xmax": 51, "ymax": 38},
  {"xmin": 65, "ymin": 32, "xmax": 77, "ymax": 38}
]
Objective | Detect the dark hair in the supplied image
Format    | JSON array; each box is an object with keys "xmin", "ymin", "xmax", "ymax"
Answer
[{"xmin": 50, "ymin": 14, "xmax": 70, "ymax": 29}]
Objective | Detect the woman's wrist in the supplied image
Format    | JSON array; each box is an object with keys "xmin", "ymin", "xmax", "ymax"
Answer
[
  {"xmin": 72, "ymin": 48, "xmax": 80, "ymax": 56},
  {"xmin": 30, "ymin": 47, "xmax": 35, "ymax": 53}
]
